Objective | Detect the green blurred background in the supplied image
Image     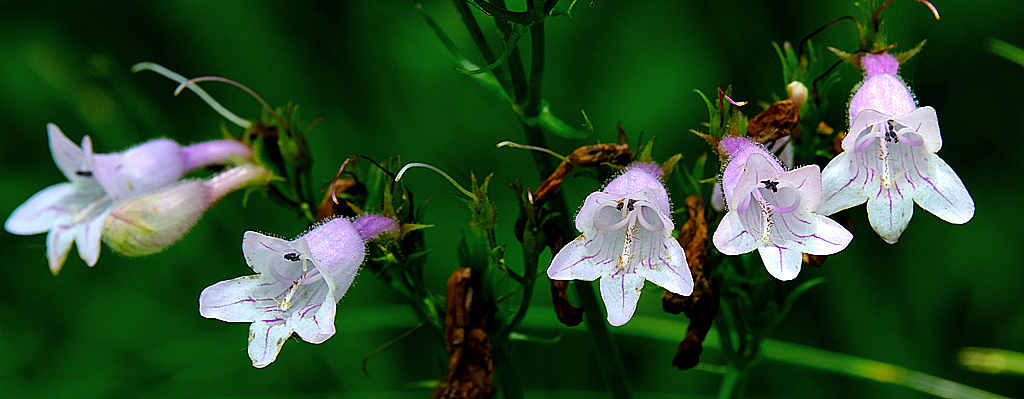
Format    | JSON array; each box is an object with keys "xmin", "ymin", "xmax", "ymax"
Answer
[{"xmin": 1, "ymin": 1, "xmax": 1022, "ymax": 398}]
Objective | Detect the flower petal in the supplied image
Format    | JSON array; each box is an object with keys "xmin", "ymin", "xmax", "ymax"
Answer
[
  {"xmin": 635, "ymin": 234, "xmax": 693, "ymax": 296},
  {"xmin": 48, "ymin": 124, "xmax": 88, "ymax": 182},
  {"xmin": 779, "ymin": 165, "xmax": 821, "ymax": 211},
  {"xmin": 729, "ymin": 153, "xmax": 778, "ymax": 208},
  {"xmin": 712, "ymin": 209, "xmax": 757, "ymax": 256},
  {"xmin": 817, "ymin": 151, "xmax": 870, "ymax": 216},
  {"xmin": 547, "ymin": 234, "xmax": 604, "ymax": 281},
  {"xmin": 756, "ymin": 245, "xmax": 803, "ymax": 281},
  {"xmin": 909, "ymin": 152, "xmax": 974, "ymax": 225},
  {"xmin": 897, "ymin": 106, "xmax": 941, "ymax": 153},
  {"xmin": 5, "ymin": 183, "xmax": 75, "ymax": 235},
  {"xmin": 74, "ymin": 207, "xmax": 110, "ymax": 266},
  {"xmin": 242, "ymin": 231, "xmax": 297, "ymax": 275},
  {"xmin": 45, "ymin": 225, "xmax": 76, "ymax": 275},
  {"xmin": 575, "ymin": 191, "xmax": 622, "ymax": 235},
  {"xmin": 290, "ymin": 296, "xmax": 336, "ymax": 344},
  {"xmin": 249, "ymin": 321, "xmax": 292, "ymax": 368},
  {"xmin": 599, "ymin": 273, "xmax": 646, "ymax": 326},
  {"xmin": 795, "ymin": 214, "xmax": 853, "ymax": 256},
  {"xmin": 199, "ymin": 275, "xmax": 280, "ymax": 322},
  {"xmin": 866, "ymin": 187, "xmax": 915, "ymax": 244},
  {"xmin": 847, "ymin": 109, "xmax": 892, "ymax": 149}
]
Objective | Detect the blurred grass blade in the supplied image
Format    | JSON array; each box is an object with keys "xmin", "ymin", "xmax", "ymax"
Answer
[
  {"xmin": 518, "ymin": 310, "xmax": 1009, "ymax": 399},
  {"xmin": 959, "ymin": 347, "xmax": 1024, "ymax": 376},
  {"xmin": 988, "ymin": 38, "xmax": 1024, "ymax": 68},
  {"xmin": 762, "ymin": 339, "xmax": 1009, "ymax": 399}
]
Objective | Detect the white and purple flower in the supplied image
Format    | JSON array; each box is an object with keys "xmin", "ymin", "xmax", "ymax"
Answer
[
  {"xmin": 5, "ymin": 124, "xmax": 252, "ymax": 274},
  {"xmin": 817, "ymin": 52, "xmax": 974, "ymax": 243},
  {"xmin": 713, "ymin": 137, "xmax": 853, "ymax": 281},
  {"xmin": 547, "ymin": 162, "xmax": 693, "ymax": 326},
  {"xmin": 199, "ymin": 215, "xmax": 398, "ymax": 368}
]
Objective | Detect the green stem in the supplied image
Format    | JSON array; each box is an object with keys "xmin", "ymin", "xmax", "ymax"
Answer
[
  {"xmin": 717, "ymin": 367, "xmax": 748, "ymax": 399},
  {"xmin": 575, "ymin": 281, "xmax": 634, "ymax": 399},
  {"xmin": 491, "ymin": 337, "xmax": 525, "ymax": 399},
  {"xmin": 494, "ymin": 0, "xmax": 529, "ymax": 105},
  {"xmin": 526, "ymin": 22, "xmax": 545, "ymax": 118},
  {"xmin": 451, "ymin": 0, "xmax": 513, "ymax": 93},
  {"xmin": 513, "ymin": 9, "xmax": 631, "ymax": 397},
  {"xmin": 501, "ymin": 243, "xmax": 538, "ymax": 336}
]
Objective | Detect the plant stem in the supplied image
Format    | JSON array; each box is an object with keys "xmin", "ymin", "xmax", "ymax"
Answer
[
  {"xmin": 451, "ymin": 0, "xmax": 513, "ymax": 94},
  {"xmin": 526, "ymin": 19, "xmax": 545, "ymax": 116},
  {"xmin": 502, "ymin": 244, "xmax": 538, "ymax": 336},
  {"xmin": 492, "ymin": 337, "xmax": 525, "ymax": 399},
  {"xmin": 514, "ymin": 8, "xmax": 632, "ymax": 397},
  {"xmin": 717, "ymin": 367, "xmax": 749, "ymax": 399},
  {"xmin": 575, "ymin": 281, "xmax": 634, "ymax": 399},
  {"xmin": 494, "ymin": 0, "xmax": 529, "ymax": 104}
]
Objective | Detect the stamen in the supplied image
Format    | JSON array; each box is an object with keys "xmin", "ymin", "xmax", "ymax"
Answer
[
  {"xmin": 873, "ymin": 0, "xmax": 940, "ymax": 33},
  {"xmin": 760, "ymin": 180, "xmax": 779, "ymax": 193},
  {"xmin": 330, "ymin": 155, "xmax": 396, "ymax": 205},
  {"xmin": 885, "ymin": 120, "xmax": 900, "ymax": 143},
  {"xmin": 496, "ymin": 141, "xmax": 570, "ymax": 163},
  {"xmin": 717, "ymin": 87, "xmax": 747, "ymax": 107},
  {"xmin": 131, "ymin": 62, "xmax": 252, "ymax": 129},
  {"xmin": 394, "ymin": 162, "xmax": 477, "ymax": 201}
]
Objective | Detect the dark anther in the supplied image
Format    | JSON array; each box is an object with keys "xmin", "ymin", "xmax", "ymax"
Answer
[
  {"xmin": 885, "ymin": 119, "xmax": 900, "ymax": 143},
  {"xmin": 75, "ymin": 170, "xmax": 93, "ymax": 177},
  {"xmin": 627, "ymin": 199, "xmax": 639, "ymax": 212},
  {"xmin": 283, "ymin": 253, "xmax": 301, "ymax": 262},
  {"xmin": 615, "ymin": 202, "xmax": 624, "ymax": 211},
  {"xmin": 760, "ymin": 180, "xmax": 779, "ymax": 193}
]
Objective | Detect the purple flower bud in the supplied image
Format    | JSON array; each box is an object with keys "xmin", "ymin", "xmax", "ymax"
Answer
[
  {"xmin": 848, "ymin": 53, "xmax": 916, "ymax": 125},
  {"xmin": 102, "ymin": 164, "xmax": 273, "ymax": 256},
  {"xmin": 547, "ymin": 162, "xmax": 693, "ymax": 326}
]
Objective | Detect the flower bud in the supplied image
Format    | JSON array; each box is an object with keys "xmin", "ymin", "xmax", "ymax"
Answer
[
  {"xmin": 102, "ymin": 164, "xmax": 272, "ymax": 256},
  {"xmin": 92, "ymin": 138, "xmax": 253, "ymax": 200},
  {"xmin": 848, "ymin": 53, "xmax": 916, "ymax": 123}
]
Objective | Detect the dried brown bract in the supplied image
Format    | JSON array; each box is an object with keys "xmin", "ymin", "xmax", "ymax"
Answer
[
  {"xmin": 316, "ymin": 178, "xmax": 365, "ymax": 221},
  {"xmin": 747, "ymin": 82, "xmax": 808, "ymax": 146},
  {"xmin": 661, "ymin": 195, "xmax": 720, "ymax": 370},
  {"xmin": 432, "ymin": 268, "xmax": 494, "ymax": 399},
  {"xmin": 550, "ymin": 278, "xmax": 584, "ymax": 327}
]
